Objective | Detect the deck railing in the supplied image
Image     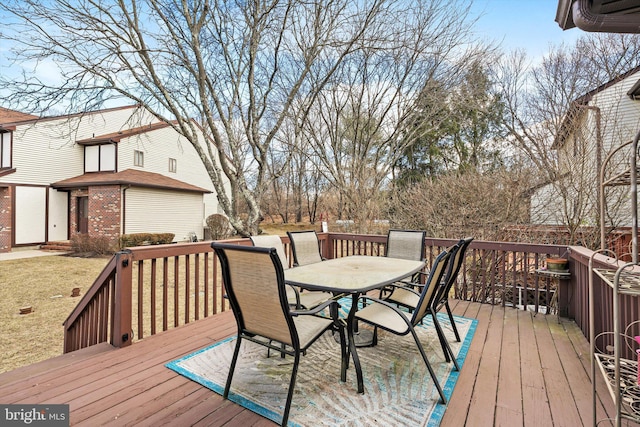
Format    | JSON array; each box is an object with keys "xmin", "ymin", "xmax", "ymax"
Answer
[
  {"xmin": 63, "ymin": 232, "xmax": 576, "ymax": 353},
  {"xmin": 566, "ymin": 246, "xmax": 640, "ymax": 360}
]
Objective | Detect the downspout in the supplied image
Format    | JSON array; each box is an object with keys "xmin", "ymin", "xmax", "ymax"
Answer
[
  {"xmin": 121, "ymin": 185, "xmax": 130, "ymax": 236},
  {"xmin": 567, "ymin": 103, "xmax": 602, "ymax": 247},
  {"xmin": 577, "ymin": 105, "xmax": 603, "ymax": 250},
  {"xmin": 632, "ymin": 130, "xmax": 640, "ymax": 263}
]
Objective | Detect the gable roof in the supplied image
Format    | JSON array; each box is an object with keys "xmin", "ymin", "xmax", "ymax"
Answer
[
  {"xmin": 76, "ymin": 121, "xmax": 174, "ymax": 145},
  {"xmin": 552, "ymin": 66, "xmax": 640, "ymax": 149},
  {"xmin": 0, "ymin": 104, "xmax": 139, "ymax": 130},
  {"xmin": 0, "ymin": 107, "xmax": 38, "ymax": 125},
  {"xmin": 50, "ymin": 169, "xmax": 211, "ymax": 194}
]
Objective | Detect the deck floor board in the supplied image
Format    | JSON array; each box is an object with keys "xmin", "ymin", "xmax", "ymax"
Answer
[{"xmin": 0, "ymin": 302, "xmax": 620, "ymax": 426}]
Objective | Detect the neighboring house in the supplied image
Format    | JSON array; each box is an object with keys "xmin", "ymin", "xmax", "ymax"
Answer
[
  {"xmin": 0, "ymin": 104, "xmax": 223, "ymax": 253},
  {"xmin": 532, "ymin": 67, "xmax": 640, "ymax": 232}
]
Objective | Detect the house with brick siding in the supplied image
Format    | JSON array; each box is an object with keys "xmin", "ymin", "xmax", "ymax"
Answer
[{"xmin": 0, "ymin": 105, "xmax": 223, "ymax": 253}]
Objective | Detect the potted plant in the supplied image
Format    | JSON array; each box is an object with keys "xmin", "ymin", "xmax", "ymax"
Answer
[{"xmin": 546, "ymin": 257, "xmax": 568, "ymax": 272}]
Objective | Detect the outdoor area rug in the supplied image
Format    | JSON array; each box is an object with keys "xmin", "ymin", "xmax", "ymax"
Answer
[{"xmin": 166, "ymin": 299, "xmax": 477, "ymax": 426}]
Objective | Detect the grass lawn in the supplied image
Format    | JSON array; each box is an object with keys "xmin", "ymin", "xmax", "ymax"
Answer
[
  {"xmin": 0, "ymin": 221, "xmax": 367, "ymax": 374},
  {"xmin": 0, "ymin": 255, "xmax": 110, "ymax": 373}
]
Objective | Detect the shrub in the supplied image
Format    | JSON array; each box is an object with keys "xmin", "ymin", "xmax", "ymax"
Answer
[
  {"xmin": 119, "ymin": 232, "xmax": 175, "ymax": 248},
  {"xmin": 70, "ymin": 234, "xmax": 115, "ymax": 255},
  {"xmin": 206, "ymin": 214, "xmax": 231, "ymax": 240}
]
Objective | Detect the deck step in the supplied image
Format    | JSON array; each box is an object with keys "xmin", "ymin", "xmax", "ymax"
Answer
[{"xmin": 40, "ymin": 240, "xmax": 73, "ymax": 251}]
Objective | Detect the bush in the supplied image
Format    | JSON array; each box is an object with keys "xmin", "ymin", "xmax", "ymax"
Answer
[
  {"xmin": 387, "ymin": 169, "xmax": 530, "ymax": 241},
  {"xmin": 119, "ymin": 232, "xmax": 175, "ymax": 248},
  {"xmin": 206, "ymin": 214, "xmax": 231, "ymax": 240},
  {"xmin": 70, "ymin": 234, "xmax": 115, "ymax": 255}
]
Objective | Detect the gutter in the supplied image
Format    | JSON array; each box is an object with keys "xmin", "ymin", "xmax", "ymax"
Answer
[{"xmin": 571, "ymin": 0, "xmax": 640, "ymax": 33}]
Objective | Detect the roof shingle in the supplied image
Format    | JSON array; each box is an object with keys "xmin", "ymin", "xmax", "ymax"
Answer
[{"xmin": 51, "ymin": 169, "xmax": 211, "ymax": 194}]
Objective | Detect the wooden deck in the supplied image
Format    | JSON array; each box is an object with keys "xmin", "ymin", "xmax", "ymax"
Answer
[{"xmin": 0, "ymin": 300, "xmax": 620, "ymax": 426}]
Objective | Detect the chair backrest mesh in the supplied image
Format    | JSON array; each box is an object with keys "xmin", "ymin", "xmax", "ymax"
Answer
[
  {"xmin": 287, "ymin": 231, "xmax": 323, "ymax": 266},
  {"xmin": 250, "ymin": 235, "xmax": 289, "ymax": 270},
  {"xmin": 411, "ymin": 249, "xmax": 451, "ymax": 324},
  {"xmin": 436, "ymin": 237, "xmax": 474, "ymax": 303},
  {"xmin": 386, "ymin": 230, "xmax": 426, "ymax": 261},
  {"xmin": 214, "ymin": 244, "xmax": 293, "ymax": 346}
]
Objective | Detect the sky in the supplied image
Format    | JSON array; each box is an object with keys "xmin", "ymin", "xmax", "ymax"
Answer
[
  {"xmin": 470, "ymin": 0, "xmax": 582, "ymax": 60},
  {"xmin": 0, "ymin": 0, "xmax": 586, "ymax": 111}
]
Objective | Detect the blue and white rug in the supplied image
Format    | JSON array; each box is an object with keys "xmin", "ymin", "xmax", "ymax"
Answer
[{"xmin": 166, "ymin": 299, "xmax": 477, "ymax": 426}]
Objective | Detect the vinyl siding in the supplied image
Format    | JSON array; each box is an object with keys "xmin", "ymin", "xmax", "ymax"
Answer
[
  {"xmin": 14, "ymin": 186, "xmax": 46, "ymax": 244},
  {"xmin": 2, "ymin": 107, "xmax": 155, "ymax": 186},
  {"xmin": 117, "ymin": 126, "xmax": 221, "ymax": 221},
  {"xmin": 534, "ymin": 71, "xmax": 640, "ymax": 227},
  {"xmin": 124, "ymin": 187, "xmax": 204, "ymax": 241},
  {"xmin": 0, "ymin": 106, "xmax": 226, "ymax": 250}
]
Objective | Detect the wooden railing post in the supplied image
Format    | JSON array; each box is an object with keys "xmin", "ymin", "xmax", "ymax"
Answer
[{"xmin": 113, "ymin": 249, "xmax": 133, "ymax": 348}]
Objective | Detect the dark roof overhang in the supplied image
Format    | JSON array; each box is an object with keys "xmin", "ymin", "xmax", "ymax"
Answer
[
  {"xmin": 51, "ymin": 169, "xmax": 211, "ymax": 194},
  {"xmin": 76, "ymin": 121, "xmax": 173, "ymax": 145},
  {"xmin": 556, "ymin": 0, "xmax": 640, "ymax": 33}
]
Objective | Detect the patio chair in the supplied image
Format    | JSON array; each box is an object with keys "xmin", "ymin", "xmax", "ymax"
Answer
[
  {"xmin": 432, "ymin": 237, "xmax": 474, "ymax": 342},
  {"xmin": 383, "ymin": 237, "xmax": 473, "ymax": 344},
  {"xmin": 379, "ymin": 229, "xmax": 427, "ymax": 298},
  {"xmin": 211, "ymin": 242, "xmax": 347, "ymax": 427},
  {"xmin": 349, "ymin": 248, "xmax": 452, "ymax": 403},
  {"xmin": 250, "ymin": 234, "xmax": 332, "ymax": 309},
  {"xmin": 385, "ymin": 229, "xmax": 426, "ymax": 262},
  {"xmin": 287, "ymin": 230, "xmax": 324, "ymax": 266}
]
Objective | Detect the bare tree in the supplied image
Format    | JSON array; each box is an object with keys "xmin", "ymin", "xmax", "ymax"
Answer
[
  {"xmin": 495, "ymin": 33, "xmax": 640, "ymax": 246},
  {"xmin": 298, "ymin": 1, "xmax": 490, "ymax": 231},
  {"xmin": 2, "ymin": 0, "xmax": 440, "ymax": 236}
]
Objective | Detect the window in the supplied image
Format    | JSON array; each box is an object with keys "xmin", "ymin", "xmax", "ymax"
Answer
[
  {"xmin": 85, "ymin": 143, "xmax": 116, "ymax": 172},
  {"xmin": 169, "ymin": 158, "xmax": 177, "ymax": 173},
  {"xmin": 134, "ymin": 150, "xmax": 144, "ymax": 167},
  {"xmin": 1, "ymin": 131, "xmax": 11, "ymax": 169}
]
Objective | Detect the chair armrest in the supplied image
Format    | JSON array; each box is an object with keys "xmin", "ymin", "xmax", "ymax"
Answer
[
  {"xmin": 377, "ymin": 282, "xmax": 424, "ymax": 300},
  {"xmin": 286, "ymin": 284, "xmax": 301, "ymax": 307},
  {"xmin": 290, "ymin": 298, "xmax": 339, "ymax": 316},
  {"xmin": 358, "ymin": 295, "xmax": 408, "ymax": 313}
]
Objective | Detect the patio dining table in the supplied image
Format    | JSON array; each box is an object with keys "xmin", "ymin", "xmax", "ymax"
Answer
[{"xmin": 284, "ymin": 255, "xmax": 425, "ymax": 393}]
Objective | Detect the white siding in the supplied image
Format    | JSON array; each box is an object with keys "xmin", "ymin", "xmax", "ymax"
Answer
[
  {"xmin": 14, "ymin": 186, "xmax": 46, "ymax": 244},
  {"xmin": 530, "ymin": 184, "xmax": 565, "ymax": 225},
  {"xmin": 117, "ymin": 126, "xmax": 222, "ymax": 222},
  {"xmin": 85, "ymin": 145, "xmax": 100, "ymax": 172},
  {"xmin": 101, "ymin": 144, "xmax": 116, "ymax": 171},
  {"xmin": 48, "ymin": 188, "xmax": 68, "ymax": 241},
  {"xmin": 125, "ymin": 187, "xmax": 204, "ymax": 241},
  {"xmin": 1, "ymin": 106, "xmax": 157, "ymax": 186},
  {"xmin": 536, "ymin": 71, "xmax": 640, "ymax": 228},
  {"xmin": 0, "ymin": 105, "xmax": 225, "ymax": 250}
]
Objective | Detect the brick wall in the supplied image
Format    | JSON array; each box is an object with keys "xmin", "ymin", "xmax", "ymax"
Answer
[
  {"xmin": 0, "ymin": 186, "xmax": 12, "ymax": 252},
  {"xmin": 69, "ymin": 186, "xmax": 121, "ymax": 246},
  {"xmin": 69, "ymin": 189, "xmax": 87, "ymax": 236},
  {"xmin": 88, "ymin": 185, "xmax": 121, "ymax": 243}
]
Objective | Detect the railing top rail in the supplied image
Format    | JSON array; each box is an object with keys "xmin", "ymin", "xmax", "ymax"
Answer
[
  {"xmin": 326, "ymin": 232, "xmax": 568, "ymax": 255},
  {"xmin": 62, "ymin": 254, "xmax": 118, "ymax": 327},
  {"xmin": 123, "ymin": 239, "xmax": 246, "ymax": 261},
  {"xmin": 570, "ymin": 245, "xmax": 640, "ymax": 272}
]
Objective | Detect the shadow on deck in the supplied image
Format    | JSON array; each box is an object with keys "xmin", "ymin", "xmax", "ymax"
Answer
[{"xmin": 0, "ymin": 300, "xmax": 617, "ymax": 426}]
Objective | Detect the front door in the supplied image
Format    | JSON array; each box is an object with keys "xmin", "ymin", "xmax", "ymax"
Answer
[{"xmin": 77, "ymin": 196, "xmax": 88, "ymax": 234}]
